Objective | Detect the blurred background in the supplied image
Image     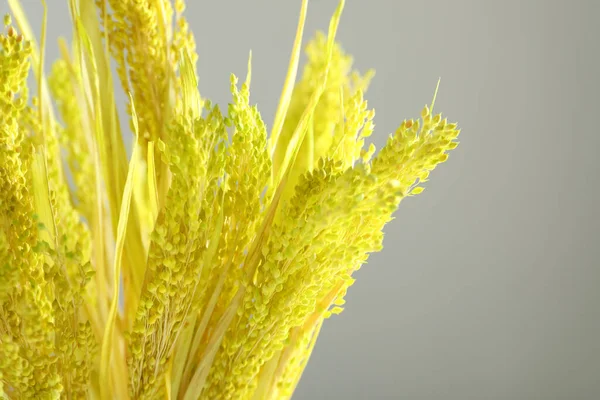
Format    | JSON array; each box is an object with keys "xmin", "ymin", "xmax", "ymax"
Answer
[{"xmin": 3, "ymin": 0, "xmax": 599, "ymax": 399}]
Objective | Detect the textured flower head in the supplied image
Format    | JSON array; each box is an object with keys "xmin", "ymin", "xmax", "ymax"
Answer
[{"xmin": 0, "ymin": 1, "xmax": 459, "ymax": 399}]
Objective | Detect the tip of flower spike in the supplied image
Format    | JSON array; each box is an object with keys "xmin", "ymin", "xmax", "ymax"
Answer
[
  {"xmin": 175, "ymin": 0, "xmax": 186, "ymax": 13},
  {"xmin": 409, "ymin": 186, "xmax": 425, "ymax": 196},
  {"xmin": 3, "ymin": 14, "xmax": 11, "ymax": 27}
]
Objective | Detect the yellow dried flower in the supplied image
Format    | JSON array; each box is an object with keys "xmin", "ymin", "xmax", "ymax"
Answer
[{"xmin": 0, "ymin": 0, "xmax": 460, "ymax": 399}]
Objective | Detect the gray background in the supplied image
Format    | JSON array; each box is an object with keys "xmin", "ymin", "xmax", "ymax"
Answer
[{"xmin": 3, "ymin": 0, "xmax": 599, "ymax": 399}]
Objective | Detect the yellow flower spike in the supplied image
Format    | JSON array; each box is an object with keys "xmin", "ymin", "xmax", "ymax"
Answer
[{"xmin": 1, "ymin": 1, "xmax": 460, "ymax": 398}]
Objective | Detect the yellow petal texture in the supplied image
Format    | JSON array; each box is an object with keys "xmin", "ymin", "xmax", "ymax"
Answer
[{"xmin": 0, "ymin": 1, "xmax": 460, "ymax": 399}]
